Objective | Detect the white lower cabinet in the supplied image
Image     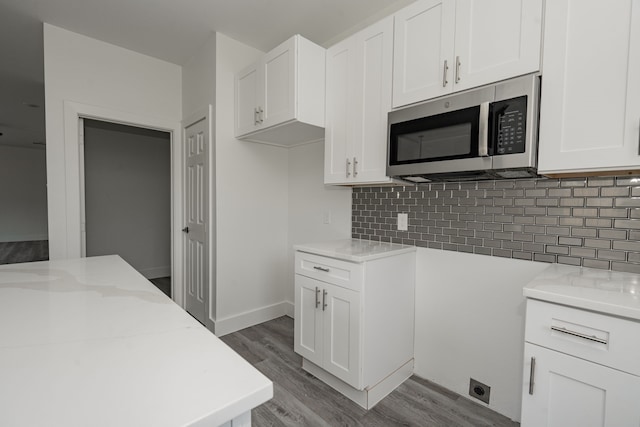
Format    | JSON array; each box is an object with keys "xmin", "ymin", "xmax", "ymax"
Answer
[
  {"xmin": 293, "ymin": 243, "xmax": 416, "ymax": 409},
  {"xmin": 295, "ymin": 275, "xmax": 361, "ymax": 387},
  {"xmin": 522, "ymin": 344, "xmax": 640, "ymax": 427},
  {"xmin": 521, "ymin": 299, "xmax": 640, "ymax": 426}
]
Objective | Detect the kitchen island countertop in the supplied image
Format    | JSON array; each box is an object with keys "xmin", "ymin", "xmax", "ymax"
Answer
[{"xmin": 0, "ymin": 255, "xmax": 272, "ymax": 426}]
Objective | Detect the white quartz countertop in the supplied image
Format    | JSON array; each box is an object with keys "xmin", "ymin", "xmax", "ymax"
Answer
[
  {"xmin": 523, "ymin": 264, "xmax": 640, "ymax": 320},
  {"xmin": 294, "ymin": 238, "xmax": 416, "ymax": 263},
  {"xmin": 0, "ymin": 255, "xmax": 272, "ymax": 427}
]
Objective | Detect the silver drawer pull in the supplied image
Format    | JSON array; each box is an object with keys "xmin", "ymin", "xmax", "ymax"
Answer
[
  {"xmin": 550, "ymin": 326, "xmax": 608, "ymax": 345},
  {"xmin": 313, "ymin": 266, "xmax": 330, "ymax": 273}
]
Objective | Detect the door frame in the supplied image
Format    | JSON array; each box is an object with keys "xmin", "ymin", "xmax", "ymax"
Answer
[
  {"xmin": 182, "ymin": 105, "xmax": 214, "ymax": 330},
  {"xmin": 63, "ymin": 101, "xmax": 185, "ymax": 307}
]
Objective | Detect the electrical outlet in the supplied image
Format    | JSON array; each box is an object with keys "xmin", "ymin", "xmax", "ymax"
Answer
[
  {"xmin": 469, "ymin": 378, "xmax": 490, "ymax": 404},
  {"xmin": 397, "ymin": 213, "xmax": 408, "ymax": 231}
]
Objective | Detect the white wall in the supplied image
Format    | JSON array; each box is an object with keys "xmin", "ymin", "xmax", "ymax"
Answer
[
  {"xmin": 414, "ymin": 248, "xmax": 548, "ymax": 421},
  {"xmin": 0, "ymin": 145, "xmax": 48, "ymax": 242},
  {"xmin": 182, "ymin": 34, "xmax": 217, "ymax": 119},
  {"xmin": 213, "ymin": 33, "xmax": 290, "ymax": 335},
  {"xmin": 43, "ymin": 24, "xmax": 182, "ymax": 260},
  {"xmin": 287, "ymin": 141, "xmax": 352, "ymax": 305},
  {"xmin": 83, "ymin": 120, "xmax": 171, "ymax": 278}
]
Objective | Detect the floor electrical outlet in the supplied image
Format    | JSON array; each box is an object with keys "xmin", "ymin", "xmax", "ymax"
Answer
[
  {"xmin": 397, "ymin": 213, "xmax": 408, "ymax": 231},
  {"xmin": 469, "ymin": 378, "xmax": 491, "ymax": 404}
]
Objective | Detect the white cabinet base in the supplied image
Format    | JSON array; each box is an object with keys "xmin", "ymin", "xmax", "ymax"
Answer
[{"xmin": 302, "ymin": 357, "xmax": 414, "ymax": 410}]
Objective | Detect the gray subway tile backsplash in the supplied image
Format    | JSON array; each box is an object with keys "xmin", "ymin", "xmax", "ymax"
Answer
[{"xmin": 351, "ymin": 176, "xmax": 640, "ymax": 274}]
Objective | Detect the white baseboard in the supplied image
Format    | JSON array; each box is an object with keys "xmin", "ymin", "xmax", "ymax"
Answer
[
  {"xmin": 0, "ymin": 234, "xmax": 48, "ymax": 243},
  {"xmin": 283, "ymin": 300, "xmax": 294, "ymax": 318},
  {"xmin": 302, "ymin": 358, "xmax": 414, "ymax": 410},
  {"xmin": 214, "ymin": 301, "xmax": 291, "ymax": 337},
  {"xmin": 139, "ymin": 266, "xmax": 171, "ymax": 279}
]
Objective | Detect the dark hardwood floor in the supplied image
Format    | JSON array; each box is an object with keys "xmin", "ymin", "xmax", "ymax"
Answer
[
  {"xmin": 221, "ymin": 317, "xmax": 519, "ymax": 427},
  {"xmin": 0, "ymin": 240, "xmax": 49, "ymax": 265},
  {"xmin": 149, "ymin": 276, "xmax": 171, "ymax": 298}
]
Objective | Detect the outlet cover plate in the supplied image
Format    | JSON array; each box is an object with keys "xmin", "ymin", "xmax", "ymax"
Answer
[
  {"xmin": 397, "ymin": 213, "xmax": 408, "ymax": 231},
  {"xmin": 469, "ymin": 378, "xmax": 490, "ymax": 404}
]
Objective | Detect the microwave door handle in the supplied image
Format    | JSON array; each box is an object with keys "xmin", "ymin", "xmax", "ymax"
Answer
[{"xmin": 478, "ymin": 101, "xmax": 490, "ymax": 157}]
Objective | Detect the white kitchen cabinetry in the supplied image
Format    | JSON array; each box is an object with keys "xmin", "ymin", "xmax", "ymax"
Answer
[
  {"xmin": 392, "ymin": 0, "xmax": 542, "ymax": 108},
  {"xmin": 521, "ymin": 298, "xmax": 640, "ymax": 427},
  {"xmin": 296, "ymin": 274, "xmax": 361, "ymax": 386},
  {"xmin": 324, "ymin": 16, "xmax": 394, "ymax": 185},
  {"xmin": 537, "ymin": 0, "xmax": 640, "ymax": 175},
  {"xmin": 235, "ymin": 35, "xmax": 325, "ymax": 147},
  {"xmin": 293, "ymin": 240, "xmax": 416, "ymax": 409}
]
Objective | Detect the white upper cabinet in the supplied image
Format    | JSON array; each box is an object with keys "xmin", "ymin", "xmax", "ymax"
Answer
[
  {"xmin": 392, "ymin": 0, "xmax": 456, "ymax": 107},
  {"xmin": 392, "ymin": 0, "xmax": 543, "ymax": 108},
  {"xmin": 454, "ymin": 0, "xmax": 542, "ymax": 91},
  {"xmin": 537, "ymin": 0, "xmax": 640, "ymax": 175},
  {"xmin": 325, "ymin": 16, "xmax": 395, "ymax": 185},
  {"xmin": 235, "ymin": 35, "xmax": 326, "ymax": 147}
]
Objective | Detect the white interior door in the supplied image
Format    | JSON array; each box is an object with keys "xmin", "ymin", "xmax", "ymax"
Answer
[{"xmin": 183, "ymin": 117, "xmax": 209, "ymax": 325}]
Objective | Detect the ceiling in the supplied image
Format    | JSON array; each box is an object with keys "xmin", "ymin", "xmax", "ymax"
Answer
[{"xmin": 0, "ymin": 0, "xmax": 413, "ymax": 149}]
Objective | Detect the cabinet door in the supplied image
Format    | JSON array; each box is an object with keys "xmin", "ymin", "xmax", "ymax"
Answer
[
  {"xmin": 322, "ymin": 283, "xmax": 361, "ymax": 389},
  {"xmin": 235, "ymin": 63, "xmax": 260, "ymax": 136},
  {"xmin": 324, "ymin": 38, "xmax": 354, "ymax": 184},
  {"xmin": 350, "ymin": 16, "xmax": 394, "ymax": 184},
  {"xmin": 392, "ymin": 0, "xmax": 456, "ymax": 108},
  {"xmin": 521, "ymin": 344, "xmax": 640, "ymax": 427},
  {"xmin": 538, "ymin": 0, "xmax": 640, "ymax": 174},
  {"xmin": 454, "ymin": 0, "xmax": 542, "ymax": 91},
  {"xmin": 293, "ymin": 275, "xmax": 323, "ymax": 367},
  {"xmin": 262, "ymin": 37, "xmax": 295, "ymax": 128}
]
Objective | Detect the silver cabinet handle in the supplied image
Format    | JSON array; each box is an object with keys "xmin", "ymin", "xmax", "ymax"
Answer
[
  {"xmin": 322, "ymin": 289, "xmax": 327, "ymax": 311},
  {"xmin": 353, "ymin": 157, "xmax": 358, "ymax": 177},
  {"xmin": 254, "ymin": 107, "xmax": 259, "ymax": 125},
  {"xmin": 478, "ymin": 102, "xmax": 490, "ymax": 157},
  {"xmin": 315, "ymin": 287, "xmax": 320, "ymax": 308},
  {"xmin": 258, "ymin": 107, "xmax": 264, "ymax": 123},
  {"xmin": 455, "ymin": 56, "xmax": 461, "ymax": 83},
  {"xmin": 528, "ymin": 357, "xmax": 536, "ymax": 395},
  {"xmin": 442, "ymin": 60, "xmax": 449, "ymax": 87},
  {"xmin": 313, "ymin": 266, "xmax": 330, "ymax": 273},
  {"xmin": 346, "ymin": 158, "xmax": 351, "ymax": 177},
  {"xmin": 550, "ymin": 326, "xmax": 608, "ymax": 345}
]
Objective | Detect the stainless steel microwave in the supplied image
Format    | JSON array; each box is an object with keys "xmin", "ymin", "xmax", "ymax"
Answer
[{"xmin": 387, "ymin": 74, "xmax": 540, "ymax": 182}]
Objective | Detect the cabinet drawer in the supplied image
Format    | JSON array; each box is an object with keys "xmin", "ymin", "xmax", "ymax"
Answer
[
  {"xmin": 295, "ymin": 251, "xmax": 363, "ymax": 291},
  {"xmin": 525, "ymin": 299, "xmax": 640, "ymax": 376}
]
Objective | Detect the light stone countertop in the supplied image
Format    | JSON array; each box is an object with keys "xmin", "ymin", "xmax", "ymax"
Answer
[
  {"xmin": 523, "ymin": 263, "xmax": 640, "ymax": 320},
  {"xmin": 0, "ymin": 255, "xmax": 272, "ymax": 426},
  {"xmin": 294, "ymin": 238, "xmax": 416, "ymax": 263}
]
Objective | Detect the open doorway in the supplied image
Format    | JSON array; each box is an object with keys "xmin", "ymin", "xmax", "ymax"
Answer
[{"xmin": 82, "ymin": 119, "xmax": 171, "ymax": 297}]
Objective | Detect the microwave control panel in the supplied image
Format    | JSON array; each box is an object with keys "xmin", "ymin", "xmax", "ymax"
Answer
[{"xmin": 491, "ymin": 96, "xmax": 527, "ymax": 155}]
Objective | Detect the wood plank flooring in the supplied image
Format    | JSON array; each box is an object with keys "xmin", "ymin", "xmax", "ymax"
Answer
[
  {"xmin": 0, "ymin": 240, "xmax": 49, "ymax": 265},
  {"xmin": 149, "ymin": 276, "xmax": 171, "ymax": 298},
  {"xmin": 221, "ymin": 317, "xmax": 519, "ymax": 427}
]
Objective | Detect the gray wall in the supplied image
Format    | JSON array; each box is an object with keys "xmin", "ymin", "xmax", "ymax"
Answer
[
  {"xmin": 84, "ymin": 120, "xmax": 171, "ymax": 278},
  {"xmin": 0, "ymin": 145, "xmax": 48, "ymax": 242},
  {"xmin": 353, "ymin": 175, "xmax": 640, "ymax": 274}
]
